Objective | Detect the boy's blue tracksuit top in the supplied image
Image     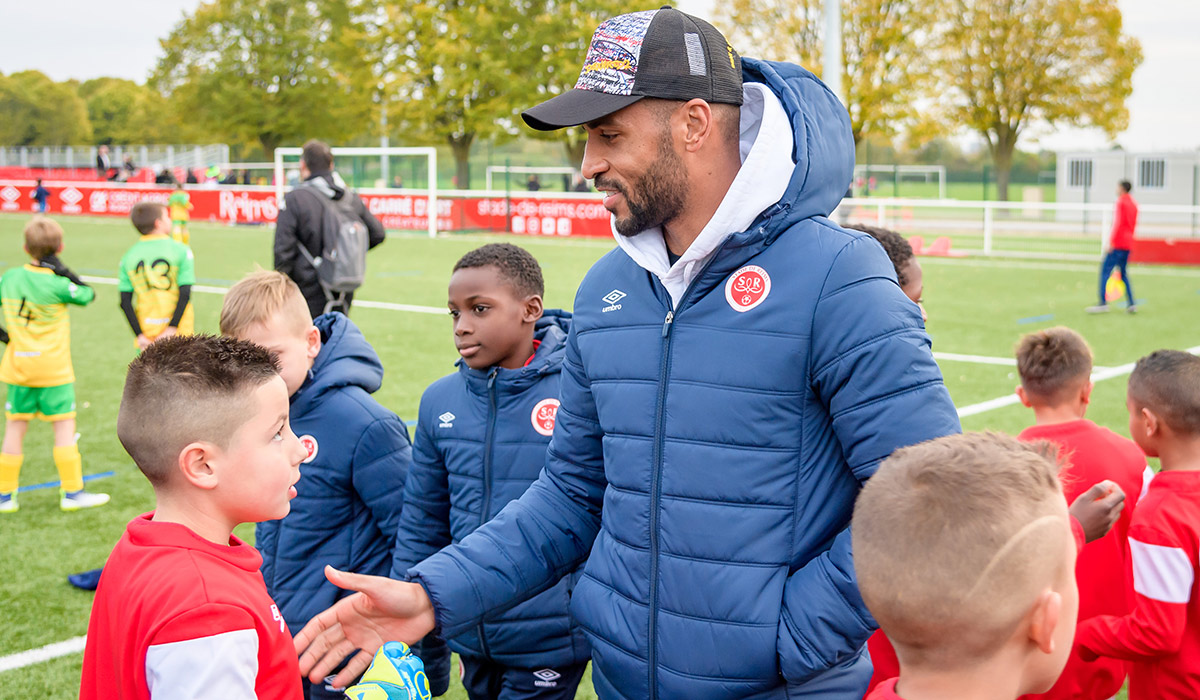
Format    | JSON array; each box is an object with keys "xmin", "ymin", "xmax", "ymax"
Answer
[
  {"xmin": 256, "ymin": 312, "xmax": 411, "ymax": 635},
  {"xmin": 392, "ymin": 310, "xmax": 590, "ymax": 669},
  {"xmin": 406, "ymin": 59, "xmax": 962, "ymax": 699}
]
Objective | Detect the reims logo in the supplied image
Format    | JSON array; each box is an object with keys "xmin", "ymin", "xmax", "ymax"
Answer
[
  {"xmin": 530, "ymin": 398, "xmax": 560, "ymax": 436},
  {"xmin": 725, "ymin": 265, "xmax": 771, "ymax": 312},
  {"xmin": 298, "ymin": 435, "xmax": 319, "ymax": 463}
]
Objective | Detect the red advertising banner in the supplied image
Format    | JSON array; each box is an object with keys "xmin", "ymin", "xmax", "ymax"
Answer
[{"xmin": 0, "ymin": 181, "xmax": 612, "ymax": 239}]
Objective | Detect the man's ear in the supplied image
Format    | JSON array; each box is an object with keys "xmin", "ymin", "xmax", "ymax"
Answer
[
  {"xmin": 523, "ymin": 295, "xmax": 544, "ymax": 324},
  {"xmin": 1027, "ymin": 588, "xmax": 1063, "ymax": 655},
  {"xmin": 679, "ymin": 98, "xmax": 715, "ymax": 154},
  {"xmin": 178, "ymin": 442, "xmax": 220, "ymax": 490},
  {"xmin": 1015, "ymin": 385, "xmax": 1032, "ymax": 408}
]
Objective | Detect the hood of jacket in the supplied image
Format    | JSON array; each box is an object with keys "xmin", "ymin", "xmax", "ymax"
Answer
[
  {"xmin": 614, "ymin": 57, "xmax": 854, "ymax": 306},
  {"xmin": 455, "ymin": 309, "xmax": 572, "ymax": 397},
  {"xmin": 303, "ymin": 170, "xmax": 348, "ymax": 201},
  {"xmin": 291, "ymin": 312, "xmax": 383, "ymax": 415}
]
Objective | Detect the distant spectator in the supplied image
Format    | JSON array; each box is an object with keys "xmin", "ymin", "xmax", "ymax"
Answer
[
  {"xmin": 185, "ymin": 168, "xmax": 198, "ymax": 185},
  {"xmin": 95, "ymin": 145, "xmax": 111, "ymax": 180},
  {"xmin": 392, "ymin": 174, "xmax": 404, "ymax": 189},
  {"xmin": 1087, "ymin": 180, "xmax": 1139, "ymax": 314},
  {"xmin": 205, "ymin": 165, "xmax": 220, "ymax": 184},
  {"xmin": 154, "ymin": 168, "xmax": 175, "ymax": 185},
  {"xmin": 221, "ymin": 171, "xmax": 239, "ymax": 185},
  {"xmin": 240, "ymin": 170, "xmax": 251, "ymax": 186},
  {"xmin": 30, "ymin": 179, "xmax": 51, "ymax": 213},
  {"xmin": 526, "ymin": 174, "xmax": 541, "ymax": 192},
  {"xmin": 571, "ymin": 173, "xmax": 590, "ymax": 192},
  {"xmin": 122, "ymin": 155, "xmax": 136, "ymax": 175}
]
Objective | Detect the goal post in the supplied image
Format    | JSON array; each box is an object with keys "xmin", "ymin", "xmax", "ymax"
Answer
[
  {"xmin": 853, "ymin": 164, "xmax": 947, "ymax": 200},
  {"xmin": 274, "ymin": 146, "xmax": 438, "ymax": 238},
  {"xmin": 485, "ymin": 165, "xmax": 578, "ymax": 192}
]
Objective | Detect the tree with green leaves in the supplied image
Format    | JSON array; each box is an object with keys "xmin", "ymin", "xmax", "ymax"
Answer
[
  {"xmin": 714, "ymin": 0, "xmax": 936, "ymax": 146},
  {"xmin": 150, "ymin": 0, "xmax": 377, "ymax": 157},
  {"xmin": 78, "ymin": 78, "xmax": 183, "ymax": 145},
  {"xmin": 935, "ymin": 0, "xmax": 1142, "ymax": 201},
  {"xmin": 0, "ymin": 71, "xmax": 92, "ymax": 146},
  {"xmin": 379, "ymin": 1, "xmax": 628, "ymax": 186}
]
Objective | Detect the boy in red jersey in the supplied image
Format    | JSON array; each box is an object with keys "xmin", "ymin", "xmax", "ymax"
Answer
[
  {"xmin": 855, "ymin": 433, "xmax": 1080, "ymax": 700},
  {"xmin": 1015, "ymin": 326, "xmax": 1151, "ymax": 700},
  {"xmin": 1077, "ymin": 350, "xmax": 1200, "ymax": 699},
  {"xmin": 80, "ymin": 335, "xmax": 308, "ymax": 700}
]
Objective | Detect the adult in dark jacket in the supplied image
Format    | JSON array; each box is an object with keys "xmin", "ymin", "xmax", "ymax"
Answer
[
  {"xmin": 297, "ymin": 9, "xmax": 961, "ymax": 699},
  {"xmin": 274, "ymin": 140, "xmax": 385, "ymax": 318}
]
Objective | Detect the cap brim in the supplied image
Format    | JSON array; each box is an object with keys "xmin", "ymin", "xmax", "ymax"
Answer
[{"xmin": 521, "ymin": 90, "xmax": 644, "ymax": 131}]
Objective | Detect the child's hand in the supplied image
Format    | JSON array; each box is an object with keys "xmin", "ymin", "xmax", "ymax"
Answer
[
  {"xmin": 160, "ymin": 327, "xmax": 178, "ymax": 339},
  {"xmin": 136, "ymin": 334, "xmax": 152, "ymax": 350},
  {"xmin": 1069, "ymin": 480, "xmax": 1126, "ymax": 543}
]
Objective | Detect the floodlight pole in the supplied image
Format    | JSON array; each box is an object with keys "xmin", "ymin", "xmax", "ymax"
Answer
[{"xmin": 823, "ymin": 0, "xmax": 843, "ymax": 104}]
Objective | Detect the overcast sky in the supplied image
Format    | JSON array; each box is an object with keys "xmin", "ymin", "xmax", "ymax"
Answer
[{"xmin": 2, "ymin": 0, "xmax": 1195, "ymax": 154}]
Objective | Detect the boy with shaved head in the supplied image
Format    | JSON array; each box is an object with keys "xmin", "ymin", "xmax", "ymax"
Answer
[
  {"xmin": 1076, "ymin": 350, "xmax": 1200, "ymax": 699},
  {"xmin": 854, "ymin": 432, "xmax": 1080, "ymax": 700},
  {"xmin": 80, "ymin": 335, "xmax": 308, "ymax": 700}
]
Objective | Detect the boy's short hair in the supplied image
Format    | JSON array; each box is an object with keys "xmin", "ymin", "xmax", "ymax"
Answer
[
  {"xmin": 1119, "ymin": 180, "xmax": 1132, "ymax": 193},
  {"xmin": 131, "ymin": 201, "xmax": 166, "ymax": 235},
  {"xmin": 220, "ymin": 270, "xmax": 312, "ymax": 338},
  {"xmin": 453, "ymin": 243, "xmax": 544, "ymax": 298},
  {"xmin": 854, "ymin": 432, "xmax": 1068, "ymax": 667},
  {"xmin": 845, "ymin": 224, "xmax": 915, "ymax": 286},
  {"xmin": 24, "ymin": 217, "xmax": 63, "ymax": 260},
  {"xmin": 117, "ymin": 334, "xmax": 280, "ymax": 486},
  {"xmin": 302, "ymin": 139, "xmax": 333, "ymax": 172},
  {"xmin": 1128, "ymin": 350, "xmax": 1200, "ymax": 435},
  {"xmin": 1015, "ymin": 326, "xmax": 1093, "ymax": 403}
]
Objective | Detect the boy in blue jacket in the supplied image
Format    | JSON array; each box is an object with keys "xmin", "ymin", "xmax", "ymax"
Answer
[
  {"xmin": 220, "ymin": 271, "xmax": 412, "ymax": 699},
  {"xmin": 392, "ymin": 243, "xmax": 590, "ymax": 700}
]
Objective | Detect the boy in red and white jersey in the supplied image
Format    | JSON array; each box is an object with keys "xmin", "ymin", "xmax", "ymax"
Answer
[
  {"xmin": 80, "ymin": 335, "xmax": 308, "ymax": 700},
  {"xmin": 1014, "ymin": 326, "xmax": 1151, "ymax": 700},
  {"xmin": 1077, "ymin": 350, "xmax": 1200, "ymax": 700}
]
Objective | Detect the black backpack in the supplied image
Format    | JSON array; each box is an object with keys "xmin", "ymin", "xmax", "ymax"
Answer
[{"xmin": 296, "ymin": 184, "xmax": 369, "ymax": 313}]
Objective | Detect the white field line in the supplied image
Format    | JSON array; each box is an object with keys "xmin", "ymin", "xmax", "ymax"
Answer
[
  {"xmin": 957, "ymin": 344, "xmax": 1200, "ymax": 418},
  {"xmin": 933, "ymin": 352, "xmax": 1016, "ymax": 367},
  {"xmin": 80, "ymin": 276, "xmax": 447, "ymax": 315},
  {"xmin": 0, "ymin": 635, "xmax": 86, "ymax": 673}
]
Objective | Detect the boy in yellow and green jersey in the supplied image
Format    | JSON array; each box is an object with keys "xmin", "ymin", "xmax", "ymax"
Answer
[
  {"xmin": 119, "ymin": 201, "xmax": 195, "ymax": 351},
  {"xmin": 167, "ymin": 185, "xmax": 193, "ymax": 244},
  {"xmin": 0, "ymin": 216, "xmax": 108, "ymax": 513}
]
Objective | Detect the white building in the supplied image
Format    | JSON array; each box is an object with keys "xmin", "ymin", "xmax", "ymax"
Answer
[{"xmin": 1056, "ymin": 150, "xmax": 1200, "ymax": 224}]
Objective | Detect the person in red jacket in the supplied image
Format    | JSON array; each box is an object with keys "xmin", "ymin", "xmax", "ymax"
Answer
[
  {"xmin": 80, "ymin": 336, "xmax": 308, "ymax": 700},
  {"xmin": 1087, "ymin": 180, "xmax": 1138, "ymax": 314},
  {"xmin": 1014, "ymin": 326, "xmax": 1152, "ymax": 700},
  {"xmin": 1077, "ymin": 350, "xmax": 1200, "ymax": 700}
]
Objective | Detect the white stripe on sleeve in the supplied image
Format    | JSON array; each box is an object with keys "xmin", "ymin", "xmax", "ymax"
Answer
[
  {"xmin": 1140, "ymin": 466, "xmax": 1155, "ymax": 502},
  {"xmin": 1130, "ymin": 537, "xmax": 1194, "ymax": 604},
  {"xmin": 146, "ymin": 628, "xmax": 258, "ymax": 700}
]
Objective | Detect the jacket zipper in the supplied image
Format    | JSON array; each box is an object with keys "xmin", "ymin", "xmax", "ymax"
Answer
[
  {"xmin": 647, "ymin": 243, "xmax": 727, "ymax": 699},
  {"xmin": 477, "ymin": 366, "xmax": 499, "ymax": 659}
]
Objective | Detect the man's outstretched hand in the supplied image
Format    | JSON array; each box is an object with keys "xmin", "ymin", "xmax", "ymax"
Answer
[
  {"xmin": 1069, "ymin": 480, "xmax": 1126, "ymax": 543},
  {"xmin": 293, "ymin": 566, "xmax": 438, "ymax": 689}
]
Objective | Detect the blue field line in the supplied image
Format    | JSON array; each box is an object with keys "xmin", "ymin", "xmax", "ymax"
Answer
[
  {"xmin": 405, "ymin": 419, "xmax": 417, "ymax": 427},
  {"xmin": 18, "ymin": 470, "xmax": 116, "ymax": 493},
  {"xmin": 1017, "ymin": 313, "xmax": 1055, "ymax": 324}
]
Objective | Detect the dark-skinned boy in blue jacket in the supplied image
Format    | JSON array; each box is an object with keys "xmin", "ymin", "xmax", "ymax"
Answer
[
  {"xmin": 392, "ymin": 243, "xmax": 589, "ymax": 700},
  {"xmin": 220, "ymin": 271, "xmax": 412, "ymax": 700}
]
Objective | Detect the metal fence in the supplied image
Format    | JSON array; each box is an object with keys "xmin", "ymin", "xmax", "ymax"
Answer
[{"xmin": 0, "ymin": 145, "xmax": 230, "ymax": 170}]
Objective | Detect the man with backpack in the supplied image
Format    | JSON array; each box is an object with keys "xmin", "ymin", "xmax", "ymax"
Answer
[{"xmin": 274, "ymin": 140, "xmax": 386, "ymax": 318}]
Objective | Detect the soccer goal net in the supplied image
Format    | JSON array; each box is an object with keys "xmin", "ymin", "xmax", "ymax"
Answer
[
  {"xmin": 274, "ymin": 146, "xmax": 439, "ymax": 238},
  {"xmin": 484, "ymin": 165, "xmax": 579, "ymax": 192},
  {"xmin": 853, "ymin": 165, "xmax": 947, "ymax": 200}
]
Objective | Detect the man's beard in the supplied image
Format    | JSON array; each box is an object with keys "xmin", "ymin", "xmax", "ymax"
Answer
[{"xmin": 598, "ymin": 135, "xmax": 687, "ymax": 238}]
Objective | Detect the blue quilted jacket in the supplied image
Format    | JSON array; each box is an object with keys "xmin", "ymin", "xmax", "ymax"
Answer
[
  {"xmin": 257, "ymin": 312, "xmax": 411, "ymax": 635},
  {"xmin": 409, "ymin": 59, "xmax": 961, "ymax": 699},
  {"xmin": 392, "ymin": 311, "xmax": 590, "ymax": 667}
]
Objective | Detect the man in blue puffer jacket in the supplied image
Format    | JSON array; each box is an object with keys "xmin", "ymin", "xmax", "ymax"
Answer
[
  {"xmin": 393, "ymin": 244, "xmax": 590, "ymax": 699},
  {"xmin": 220, "ymin": 271, "xmax": 412, "ymax": 699},
  {"xmin": 296, "ymin": 8, "xmax": 960, "ymax": 699}
]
